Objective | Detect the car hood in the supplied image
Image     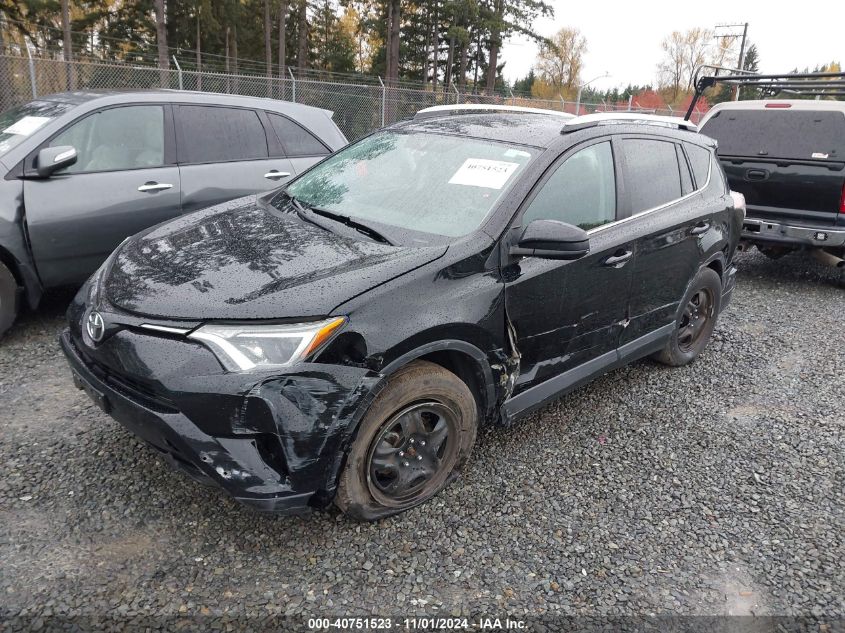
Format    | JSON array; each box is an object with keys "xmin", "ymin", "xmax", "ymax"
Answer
[{"xmin": 104, "ymin": 196, "xmax": 447, "ymax": 320}]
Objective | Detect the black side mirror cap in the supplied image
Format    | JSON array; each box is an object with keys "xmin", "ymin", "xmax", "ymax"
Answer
[
  {"xmin": 36, "ymin": 145, "xmax": 77, "ymax": 178},
  {"xmin": 509, "ymin": 219, "xmax": 590, "ymax": 260}
]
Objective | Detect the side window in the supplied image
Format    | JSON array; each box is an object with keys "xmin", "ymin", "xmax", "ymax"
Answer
[
  {"xmin": 685, "ymin": 143, "xmax": 711, "ymax": 189},
  {"xmin": 622, "ymin": 138, "xmax": 682, "ymax": 213},
  {"xmin": 267, "ymin": 113, "xmax": 329, "ymax": 157},
  {"xmin": 50, "ymin": 105, "xmax": 164, "ymax": 173},
  {"xmin": 676, "ymin": 144, "xmax": 693, "ymax": 194},
  {"xmin": 522, "ymin": 141, "xmax": 616, "ymax": 231},
  {"xmin": 176, "ymin": 106, "xmax": 268, "ymax": 164}
]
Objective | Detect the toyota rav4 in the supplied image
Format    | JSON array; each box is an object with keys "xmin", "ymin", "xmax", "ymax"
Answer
[{"xmin": 61, "ymin": 107, "xmax": 744, "ymax": 520}]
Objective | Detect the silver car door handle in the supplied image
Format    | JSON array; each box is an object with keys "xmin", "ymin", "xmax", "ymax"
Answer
[
  {"xmin": 138, "ymin": 182, "xmax": 173, "ymax": 192},
  {"xmin": 603, "ymin": 250, "xmax": 633, "ymax": 267},
  {"xmin": 264, "ymin": 171, "xmax": 291, "ymax": 180}
]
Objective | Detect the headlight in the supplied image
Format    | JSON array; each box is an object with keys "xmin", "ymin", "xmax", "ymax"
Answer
[{"xmin": 188, "ymin": 317, "xmax": 346, "ymax": 372}]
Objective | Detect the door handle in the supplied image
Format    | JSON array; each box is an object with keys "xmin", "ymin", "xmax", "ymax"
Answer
[
  {"xmin": 603, "ymin": 250, "xmax": 632, "ymax": 267},
  {"xmin": 137, "ymin": 182, "xmax": 173, "ymax": 193},
  {"xmin": 690, "ymin": 222, "xmax": 710, "ymax": 235},
  {"xmin": 746, "ymin": 169, "xmax": 768, "ymax": 181},
  {"xmin": 264, "ymin": 170, "xmax": 291, "ymax": 180}
]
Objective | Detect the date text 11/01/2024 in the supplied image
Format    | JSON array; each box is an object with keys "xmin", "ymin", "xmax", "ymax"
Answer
[{"xmin": 307, "ymin": 617, "xmax": 527, "ymax": 630}]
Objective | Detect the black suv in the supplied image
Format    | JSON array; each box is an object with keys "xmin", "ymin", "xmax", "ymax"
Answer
[{"xmin": 61, "ymin": 107, "xmax": 744, "ymax": 520}]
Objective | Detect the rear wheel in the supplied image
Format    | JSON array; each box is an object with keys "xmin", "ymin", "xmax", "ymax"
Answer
[
  {"xmin": 653, "ymin": 267, "xmax": 722, "ymax": 367},
  {"xmin": 0, "ymin": 262, "xmax": 19, "ymax": 338},
  {"xmin": 335, "ymin": 360, "xmax": 477, "ymax": 521}
]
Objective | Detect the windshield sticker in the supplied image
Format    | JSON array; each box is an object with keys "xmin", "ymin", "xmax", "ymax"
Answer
[
  {"xmin": 811, "ymin": 152, "xmax": 829, "ymax": 159},
  {"xmin": 448, "ymin": 158, "xmax": 519, "ymax": 190},
  {"xmin": 3, "ymin": 116, "xmax": 51, "ymax": 137}
]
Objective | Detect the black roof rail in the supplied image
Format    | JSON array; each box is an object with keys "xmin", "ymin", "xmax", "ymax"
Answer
[{"xmin": 685, "ymin": 65, "xmax": 845, "ymax": 121}]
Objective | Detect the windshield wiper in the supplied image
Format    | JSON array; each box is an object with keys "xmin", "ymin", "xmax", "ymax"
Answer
[
  {"xmin": 307, "ymin": 206, "xmax": 395, "ymax": 245},
  {"xmin": 280, "ymin": 191, "xmax": 395, "ymax": 245},
  {"xmin": 278, "ymin": 191, "xmax": 308, "ymax": 215},
  {"xmin": 278, "ymin": 192, "xmax": 332, "ymax": 232}
]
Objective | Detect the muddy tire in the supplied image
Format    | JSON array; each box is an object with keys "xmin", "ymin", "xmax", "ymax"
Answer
[
  {"xmin": 0, "ymin": 262, "xmax": 19, "ymax": 339},
  {"xmin": 335, "ymin": 360, "xmax": 477, "ymax": 521},
  {"xmin": 653, "ymin": 267, "xmax": 721, "ymax": 367}
]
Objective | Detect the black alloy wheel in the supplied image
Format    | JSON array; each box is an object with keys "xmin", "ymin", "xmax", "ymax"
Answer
[
  {"xmin": 677, "ymin": 287, "xmax": 714, "ymax": 353},
  {"xmin": 335, "ymin": 360, "xmax": 477, "ymax": 521},
  {"xmin": 366, "ymin": 402, "xmax": 458, "ymax": 507},
  {"xmin": 653, "ymin": 266, "xmax": 722, "ymax": 367}
]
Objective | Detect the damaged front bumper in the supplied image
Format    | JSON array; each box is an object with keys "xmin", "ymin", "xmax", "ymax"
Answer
[{"xmin": 60, "ymin": 327, "xmax": 382, "ymax": 514}]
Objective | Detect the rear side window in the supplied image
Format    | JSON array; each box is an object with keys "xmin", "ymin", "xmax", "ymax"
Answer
[
  {"xmin": 622, "ymin": 139, "xmax": 682, "ymax": 213},
  {"xmin": 267, "ymin": 113, "xmax": 329, "ymax": 156},
  {"xmin": 685, "ymin": 144, "xmax": 711, "ymax": 189},
  {"xmin": 700, "ymin": 109, "xmax": 845, "ymax": 161},
  {"xmin": 176, "ymin": 106, "xmax": 268, "ymax": 164},
  {"xmin": 522, "ymin": 141, "xmax": 616, "ymax": 231}
]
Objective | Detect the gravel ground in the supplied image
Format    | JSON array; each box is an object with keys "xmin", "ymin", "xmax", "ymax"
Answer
[{"xmin": 0, "ymin": 250, "xmax": 843, "ymax": 629}]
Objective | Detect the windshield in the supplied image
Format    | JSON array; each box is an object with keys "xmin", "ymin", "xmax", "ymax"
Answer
[
  {"xmin": 282, "ymin": 130, "xmax": 535, "ymax": 238},
  {"xmin": 0, "ymin": 100, "xmax": 74, "ymax": 159}
]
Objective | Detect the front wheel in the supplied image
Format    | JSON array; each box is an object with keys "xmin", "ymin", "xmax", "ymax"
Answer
[
  {"xmin": 653, "ymin": 267, "xmax": 722, "ymax": 367},
  {"xmin": 335, "ymin": 360, "xmax": 477, "ymax": 521}
]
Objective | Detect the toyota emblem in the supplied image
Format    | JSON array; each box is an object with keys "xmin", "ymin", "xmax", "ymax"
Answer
[{"xmin": 86, "ymin": 311, "xmax": 105, "ymax": 342}]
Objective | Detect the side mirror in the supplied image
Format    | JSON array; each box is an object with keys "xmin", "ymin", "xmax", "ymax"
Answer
[
  {"xmin": 510, "ymin": 219, "xmax": 590, "ymax": 260},
  {"xmin": 36, "ymin": 146, "xmax": 77, "ymax": 178}
]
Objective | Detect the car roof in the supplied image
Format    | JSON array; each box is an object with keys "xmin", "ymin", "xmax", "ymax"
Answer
[
  {"xmin": 391, "ymin": 112, "xmax": 573, "ymax": 148},
  {"xmin": 39, "ymin": 89, "xmax": 334, "ymax": 116},
  {"xmin": 415, "ymin": 103, "xmax": 575, "ymax": 120},
  {"xmin": 392, "ymin": 111, "xmax": 713, "ymax": 149}
]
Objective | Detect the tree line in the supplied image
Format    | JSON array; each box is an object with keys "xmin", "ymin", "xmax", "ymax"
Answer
[
  {"xmin": 0, "ymin": 0, "xmax": 560, "ymax": 95},
  {"xmin": 1, "ymin": 3, "xmax": 839, "ymax": 105}
]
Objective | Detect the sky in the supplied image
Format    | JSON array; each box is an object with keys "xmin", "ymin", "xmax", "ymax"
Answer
[{"xmin": 500, "ymin": 0, "xmax": 844, "ymax": 92}]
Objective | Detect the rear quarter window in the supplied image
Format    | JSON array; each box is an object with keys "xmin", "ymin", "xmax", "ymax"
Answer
[
  {"xmin": 267, "ymin": 113, "xmax": 329, "ymax": 157},
  {"xmin": 700, "ymin": 109, "xmax": 845, "ymax": 161},
  {"xmin": 685, "ymin": 144, "xmax": 711, "ymax": 189}
]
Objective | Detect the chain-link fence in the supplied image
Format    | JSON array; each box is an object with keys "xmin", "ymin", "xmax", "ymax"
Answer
[{"xmin": 0, "ymin": 54, "xmax": 709, "ymax": 141}]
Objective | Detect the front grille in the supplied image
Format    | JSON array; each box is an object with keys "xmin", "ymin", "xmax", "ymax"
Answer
[
  {"xmin": 100, "ymin": 369, "xmax": 179, "ymax": 414},
  {"xmin": 69, "ymin": 336, "xmax": 179, "ymax": 414}
]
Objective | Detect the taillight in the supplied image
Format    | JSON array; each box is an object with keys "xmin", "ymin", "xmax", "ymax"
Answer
[
  {"xmin": 840, "ymin": 183, "xmax": 845, "ymax": 214},
  {"xmin": 764, "ymin": 103, "xmax": 791, "ymax": 108}
]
